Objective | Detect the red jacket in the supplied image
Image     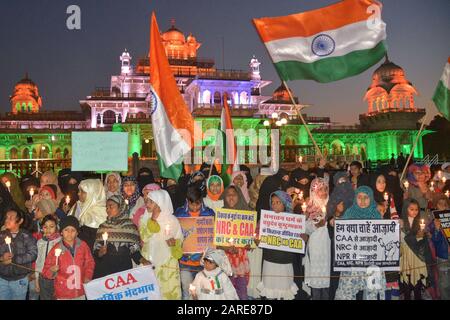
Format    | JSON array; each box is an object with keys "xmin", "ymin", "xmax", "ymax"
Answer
[{"xmin": 42, "ymin": 238, "xmax": 95, "ymax": 299}]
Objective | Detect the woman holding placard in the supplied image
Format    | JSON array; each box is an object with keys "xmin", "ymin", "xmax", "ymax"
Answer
[{"xmin": 257, "ymin": 190, "xmax": 298, "ymax": 300}]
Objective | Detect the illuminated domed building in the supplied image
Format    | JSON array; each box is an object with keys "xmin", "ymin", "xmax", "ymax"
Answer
[{"xmin": 0, "ymin": 19, "xmax": 431, "ymax": 174}]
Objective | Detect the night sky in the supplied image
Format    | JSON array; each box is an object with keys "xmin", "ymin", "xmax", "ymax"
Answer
[{"xmin": 0, "ymin": 0, "xmax": 449, "ymax": 124}]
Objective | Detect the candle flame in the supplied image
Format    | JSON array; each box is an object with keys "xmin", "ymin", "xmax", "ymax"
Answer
[
  {"xmin": 4, "ymin": 236, "xmax": 11, "ymax": 245},
  {"xmin": 55, "ymin": 248, "xmax": 62, "ymax": 257},
  {"xmin": 102, "ymin": 232, "xmax": 108, "ymax": 241}
]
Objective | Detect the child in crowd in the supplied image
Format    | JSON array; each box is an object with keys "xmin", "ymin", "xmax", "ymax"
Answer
[
  {"xmin": 190, "ymin": 248, "xmax": 238, "ymax": 300},
  {"xmin": 35, "ymin": 215, "xmax": 60, "ymax": 300},
  {"xmin": 42, "ymin": 216, "xmax": 95, "ymax": 300},
  {"xmin": 0, "ymin": 209, "xmax": 37, "ymax": 300}
]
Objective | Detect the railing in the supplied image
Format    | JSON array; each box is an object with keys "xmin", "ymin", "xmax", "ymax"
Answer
[
  {"xmin": 361, "ymin": 108, "xmax": 426, "ymax": 117},
  {"xmin": 196, "ymin": 104, "xmax": 259, "ymax": 110},
  {"xmin": 88, "ymin": 87, "xmax": 148, "ymax": 99},
  {"xmin": 0, "ymin": 159, "xmax": 72, "ymax": 177}
]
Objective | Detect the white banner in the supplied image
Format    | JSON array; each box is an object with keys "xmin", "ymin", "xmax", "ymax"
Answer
[
  {"xmin": 334, "ymin": 220, "xmax": 400, "ymax": 271},
  {"xmin": 258, "ymin": 209, "xmax": 306, "ymax": 254},
  {"xmin": 84, "ymin": 266, "xmax": 161, "ymax": 300}
]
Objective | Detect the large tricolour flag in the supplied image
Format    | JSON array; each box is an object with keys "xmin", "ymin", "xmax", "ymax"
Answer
[
  {"xmin": 219, "ymin": 94, "xmax": 237, "ymax": 186},
  {"xmin": 432, "ymin": 57, "xmax": 450, "ymax": 121},
  {"xmin": 253, "ymin": 0, "xmax": 387, "ymax": 83},
  {"xmin": 149, "ymin": 13, "xmax": 198, "ymax": 180}
]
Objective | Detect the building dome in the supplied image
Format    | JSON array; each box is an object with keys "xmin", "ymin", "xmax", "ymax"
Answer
[
  {"xmin": 162, "ymin": 20, "xmax": 186, "ymax": 44},
  {"xmin": 10, "ymin": 73, "xmax": 42, "ymax": 114},
  {"xmin": 272, "ymin": 83, "xmax": 297, "ymax": 103},
  {"xmin": 364, "ymin": 55, "xmax": 418, "ymax": 113}
]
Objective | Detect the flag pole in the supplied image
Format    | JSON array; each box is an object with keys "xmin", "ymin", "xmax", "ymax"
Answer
[
  {"xmin": 399, "ymin": 111, "xmax": 428, "ymax": 183},
  {"xmin": 282, "ymin": 80, "xmax": 324, "ymax": 160}
]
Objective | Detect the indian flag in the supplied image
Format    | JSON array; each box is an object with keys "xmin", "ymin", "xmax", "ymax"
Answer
[
  {"xmin": 219, "ymin": 94, "xmax": 237, "ymax": 186},
  {"xmin": 149, "ymin": 13, "xmax": 199, "ymax": 180},
  {"xmin": 253, "ymin": 0, "xmax": 387, "ymax": 83},
  {"xmin": 432, "ymin": 57, "xmax": 450, "ymax": 121}
]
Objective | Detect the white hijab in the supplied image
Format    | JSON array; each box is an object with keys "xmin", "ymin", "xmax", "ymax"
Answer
[
  {"xmin": 140, "ymin": 190, "xmax": 183, "ymax": 269},
  {"xmin": 77, "ymin": 179, "xmax": 107, "ymax": 229},
  {"xmin": 104, "ymin": 172, "xmax": 122, "ymax": 199}
]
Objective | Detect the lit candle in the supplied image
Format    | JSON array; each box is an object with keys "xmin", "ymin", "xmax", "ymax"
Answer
[
  {"xmin": 420, "ymin": 219, "xmax": 425, "ymax": 231},
  {"xmin": 299, "ymin": 191, "xmax": 304, "ymax": 200},
  {"xmin": 102, "ymin": 232, "xmax": 108, "ymax": 246},
  {"xmin": 4, "ymin": 236, "xmax": 12, "ymax": 253},
  {"xmin": 5, "ymin": 181, "xmax": 11, "ymax": 193},
  {"xmin": 298, "ymin": 155, "xmax": 303, "ymax": 163},
  {"xmin": 54, "ymin": 248, "xmax": 62, "ymax": 266},
  {"xmin": 445, "ymin": 190, "xmax": 450, "ymax": 198},
  {"xmin": 403, "ymin": 180, "xmax": 409, "ymax": 190},
  {"xmin": 442, "ymin": 177, "xmax": 447, "ymax": 184},
  {"xmin": 321, "ymin": 206, "xmax": 327, "ymax": 215},
  {"xmin": 29, "ymin": 188, "xmax": 35, "ymax": 198},
  {"xmin": 124, "ymin": 199, "xmax": 129, "ymax": 205},
  {"xmin": 430, "ymin": 181, "xmax": 435, "ymax": 192},
  {"xmin": 301, "ymin": 202, "xmax": 307, "ymax": 213},
  {"xmin": 438, "ymin": 170, "xmax": 443, "ymax": 179},
  {"xmin": 383, "ymin": 192, "xmax": 389, "ymax": 201}
]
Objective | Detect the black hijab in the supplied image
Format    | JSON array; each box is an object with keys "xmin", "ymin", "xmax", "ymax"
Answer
[{"xmin": 137, "ymin": 167, "xmax": 155, "ymax": 196}]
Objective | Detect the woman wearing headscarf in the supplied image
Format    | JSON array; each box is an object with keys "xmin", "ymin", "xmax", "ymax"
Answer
[
  {"xmin": 40, "ymin": 170, "xmax": 64, "ymax": 203},
  {"xmin": 256, "ymin": 168, "xmax": 290, "ymax": 220},
  {"xmin": 104, "ymin": 172, "xmax": 122, "ymax": 199},
  {"xmin": 399, "ymin": 198, "xmax": 433, "ymax": 300},
  {"xmin": 137, "ymin": 167, "xmax": 155, "ymax": 196},
  {"xmin": 93, "ymin": 195, "xmax": 147, "ymax": 279},
  {"xmin": 231, "ymin": 171, "xmax": 250, "ymax": 205},
  {"xmin": 57, "ymin": 169, "xmax": 83, "ymax": 195},
  {"xmin": 139, "ymin": 190, "xmax": 183, "ymax": 300},
  {"xmin": 69, "ymin": 179, "xmax": 108, "ymax": 251},
  {"xmin": 257, "ymin": 190, "xmax": 298, "ymax": 300},
  {"xmin": 131, "ymin": 183, "xmax": 161, "ymax": 228},
  {"xmin": 1, "ymin": 172, "xmax": 26, "ymax": 212},
  {"xmin": 304, "ymin": 178, "xmax": 331, "ymax": 300},
  {"xmin": 188, "ymin": 171, "xmax": 207, "ymax": 198},
  {"xmin": 248, "ymin": 172, "xmax": 269, "ymax": 210},
  {"xmin": 204, "ymin": 175, "xmax": 224, "ymax": 212},
  {"xmin": 335, "ymin": 186, "xmax": 386, "ymax": 300},
  {"xmin": 405, "ymin": 164, "xmax": 433, "ymax": 221},
  {"xmin": 121, "ymin": 176, "xmax": 144, "ymax": 220},
  {"xmin": 219, "ymin": 185, "xmax": 252, "ymax": 300}
]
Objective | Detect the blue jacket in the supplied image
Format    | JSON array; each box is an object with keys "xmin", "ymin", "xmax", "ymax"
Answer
[{"xmin": 430, "ymin": 222, "xmax": 449, "ymax": 260}]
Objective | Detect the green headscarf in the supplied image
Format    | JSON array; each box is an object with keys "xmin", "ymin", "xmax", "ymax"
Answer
[{"xmin": 342, "ymin": 186, "xmax": 381, "ymax": 220}]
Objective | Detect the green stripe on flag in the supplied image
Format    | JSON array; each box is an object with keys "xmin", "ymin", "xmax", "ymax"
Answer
[
  {"xmin": 157, "ymin": 153, "xmax": 183, "ymax": 180},
  {"xmin": 433, "ymin": 80, "xmax": 450, "ymax": 121},
  {"xmin": 274, "ymin": 41, "xmax": 387, "ymax": 83}
]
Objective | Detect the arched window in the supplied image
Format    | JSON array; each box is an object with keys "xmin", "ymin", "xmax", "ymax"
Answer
[
  {"xmin": 22, "ymin": 148, "xmax": 30, "ymax": 159},
  {"xmin": 63, "ymin": 148, "xmax": 70, "ymax": 159},
  {"xmin": 9, "ymin": 148, "xmax": 18, "ymax": 160},
  {"xmin": 240, "ymin": 91, "xmax": 248, "ymax": 105},
  {"xmin": 28, "ymin": 102, "xmax": 33, "ymax": 112},
  {"xmin": 15, "ymin": 103, "xmax": 21, "ymax": 112},
  {"xmin": 202, "ymin": 90, "xmax": 211, "ymax": 105},
  {"xmin": 213, "ymin": 91, "xmax": 221, "ymax": 104}
]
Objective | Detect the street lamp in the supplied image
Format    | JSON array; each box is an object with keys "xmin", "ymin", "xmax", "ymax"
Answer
[{"xmin": 263, "ymin": 113, "xmax": 288, "ymax": 168}]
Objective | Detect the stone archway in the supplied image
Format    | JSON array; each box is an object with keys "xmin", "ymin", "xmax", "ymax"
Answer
[
  {"xmin": 330, "ymin": 140, "xmax": 344, "ymax": 155},
  {"xmin": 9, "ymin": 147, "xmax": 18, "ymax": 159}
]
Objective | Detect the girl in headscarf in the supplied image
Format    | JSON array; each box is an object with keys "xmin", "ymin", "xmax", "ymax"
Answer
[
  {"xmin": 257, "ymin": 190, "xmax": 298, "ymax": 300},
  {"xmin": 203, "ymin": 175, "xmax": 224, "ymax": 212},
  {"xmin": 219, "ymin": 185, "xmax": 252, "ymax": 300},
  {"xmin": 93, "ymin": 195, "xmax": 148, "ymax": 279},
  {"xmin": 1, "ymin": 172, "xmax": 26, "ymax": 212},
  {"xmin": 304, "ymin": 178, "xmax": 331, "ymax": 300},
  {"xmin": 399, "ymin": 199, "xmax": 433, "ymax": 300},
  {"xmin": 104, "ymin": 172, "xmax": 122, "ymax": 199},
  {"xmin": 40, "ymin": 170, "xmax": 64, "ymax": 203},
  {"xmin": 121, "ymin": 176, "xmax": 144, "ymax": 220},
  {"xmin": 405, "ymin": 164, "xmax": 434, "ymax": 221},
  {"xmin": 69, "ymin": 179, "xmax": 107, "ymax": 250},
  {"xmin": 335, "ymin": 186, "xmax": 386, "ymax": 300},
  {"xmin": 370, "ymin": 173, "xmax": 399, "ymax": 220},
  {"xmin": 231, "ymin": 171, "xmax": 250, "ymax": 204},
  {"xmin": 131, "ymin": 183, "xmax": 161, "ymax": 228},
  {"xmin": 139, "ymin": 190, "xmax": 183, "ymax": 300}
]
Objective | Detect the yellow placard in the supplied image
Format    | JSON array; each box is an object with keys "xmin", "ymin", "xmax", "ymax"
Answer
[{"xmin": 213, "ymin": 208, "xmax": 257, "ymax": 248}]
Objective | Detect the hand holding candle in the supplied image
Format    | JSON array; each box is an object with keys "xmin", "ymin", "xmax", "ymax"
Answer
[
  {"xmin": 403, "ymin": 180, "xmax": 409, "ymax": 190},
  {"xmin": 189, "ymin": 284, "xmax": 196, "ymax": 296},
  {"xmin": 29, "ymin": 188, "xmax": 35, "ymax": 198},
  {"xmin": 442, "ymin": 177, "xmax": 447, "ymax": 184},
  {"xmin": 102, "ymin": 232, "xmax": 108, "ymax": 247},
  {"xmin": 54, "ymin": 248, "xmax": 62, "ymax": 266},
  {"xmin": 4, "ymin": 236, "xmax": 12, "ymax": 253},
  {"xmin": 65, "ymin": 195, "xmax": 70, "ymax": 205},
  {"xmin": 299, "ymin": 191, "xmax": 304, "ymax": 200},
  {"xmin": 383, "ymin": 192, "xmax": 389, "ymax": 202}
]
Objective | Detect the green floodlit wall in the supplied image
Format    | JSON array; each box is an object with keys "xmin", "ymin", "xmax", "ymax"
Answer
[{"xmin": 0, "ymin": 125, "xmax": 430, "ymax": 163}]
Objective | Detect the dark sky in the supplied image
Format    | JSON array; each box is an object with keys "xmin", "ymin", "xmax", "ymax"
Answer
[{"xmin": 0, "ymin": 0, "xmax": 449, "ymax": 124}]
